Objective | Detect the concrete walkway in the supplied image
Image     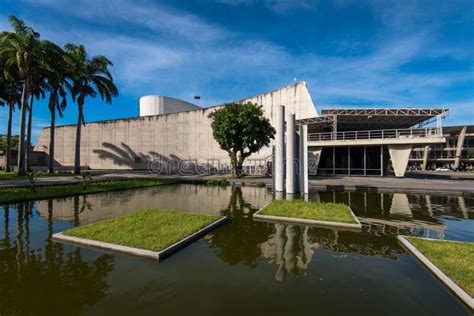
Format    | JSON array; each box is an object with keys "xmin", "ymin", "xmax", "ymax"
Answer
[
  {"xmin": 306, "ymin": 176, "xmax": 474, "ymax": 195},
  {"xmin": 0, "ymin": 171, "xmax": 473, "ymax": 195}
]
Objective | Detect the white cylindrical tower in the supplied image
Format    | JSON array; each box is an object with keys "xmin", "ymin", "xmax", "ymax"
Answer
[{"xmin": 139, "ymin": 96, "xmax": 201, "ymax": 117}]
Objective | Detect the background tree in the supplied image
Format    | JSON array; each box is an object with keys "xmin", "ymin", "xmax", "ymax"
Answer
[
  {"xmin": 64, "ymin": 44, "xmax": 118, "ymax": 174},
  {"xmin": 208, "ymin": 102, "xmax": 275, "ymax": 177}
]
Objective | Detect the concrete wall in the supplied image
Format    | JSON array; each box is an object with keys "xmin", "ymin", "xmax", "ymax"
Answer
[
  {"xmin": 139, "ymin": 95, "xmax": 201, "ymax": 117},
  {"xmin": 36, "ymin": 82, "xmax": 318, "ymax": 170}
]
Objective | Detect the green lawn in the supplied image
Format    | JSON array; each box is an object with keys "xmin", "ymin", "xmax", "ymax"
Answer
[
  {"xmin": 0, "ymin": 171, "xmax": 75, "ymax": 181},
  {"xmin": 0, "ymin": 179, "xmax": 178, "ymax": 204},
  {"xmin": 407, "ymin": 237, "xmax": 474, "ymax": 297},
  {"xmin": 63, "ymin": 209, "xmax": 221, "ymax": 252},
  {"xmin": 259, "ymin": 200, "xmax": 356, "ymax": 224}
]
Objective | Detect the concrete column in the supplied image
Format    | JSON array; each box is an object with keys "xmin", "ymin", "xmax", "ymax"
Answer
[
  {"xmin": 453, "ymin": 126, "xmax": 467, "ymax": 170},
  {"xmin": 421, "ymin": 145, "xmax": 430, "ymax": 171},
  {"xmin": 274, "ymin": 191, "xmax": 284, "ymax": 201},
  {"xmin": 299, "ymin": 124, "xmax": 309, "ymax": 194},
  {"xmin": 286, "ymin": 113, "xmax": 296, "ymax": 193},
  {"xmin": 308, "ymin": 147, "xmax": 322, "ymax": 176},
  {"xmin": 274, "ymin": 105, "xmax": 285, "ymax": 192},
  {"xmin": 388, "ymin": 144, "xmax": 412, "ymax": 177}
]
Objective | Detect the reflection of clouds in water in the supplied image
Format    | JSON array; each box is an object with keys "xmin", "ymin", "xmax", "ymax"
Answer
[{"xmin": 260, "ymin": 224, "xmax": 319, "ymax": 282}]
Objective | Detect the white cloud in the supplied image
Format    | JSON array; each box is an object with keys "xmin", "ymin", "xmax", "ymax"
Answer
[
  {"xmin": 3, "ymin": 0, "xmax": 472, "ymax": 121},
  {"xmin": 22, "ymin": 0, "xmax": 229, "ymax": 43}
]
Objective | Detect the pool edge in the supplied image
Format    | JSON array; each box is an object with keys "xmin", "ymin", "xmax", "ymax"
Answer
[
  {"xmin": 53, "ymin": 216, "xmax": 229, "ymax": 261},
  {"xmin": 398, "ymin": 235, "xmax": 474, "ymax": 311}
]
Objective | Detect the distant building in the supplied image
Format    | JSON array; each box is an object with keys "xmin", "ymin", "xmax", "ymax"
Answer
[{"xmin": 409, "ymin": 125, "xmax": 474, "ymax": 170}]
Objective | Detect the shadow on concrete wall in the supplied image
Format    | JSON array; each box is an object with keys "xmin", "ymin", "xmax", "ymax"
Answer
[{"xmin": 93, "ymin": 142, "xmax": 230, "ymax": 174}]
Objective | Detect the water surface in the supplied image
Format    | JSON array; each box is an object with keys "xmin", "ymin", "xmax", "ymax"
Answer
[{"xmin": 1, "ymin": 184, "xmax": 472, "ymax": 315}]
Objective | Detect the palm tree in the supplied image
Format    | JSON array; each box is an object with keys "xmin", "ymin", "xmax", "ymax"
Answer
[
  {"xmin": 0, "ymin": 56, "xmax": 21, "ymax": 172},
  {"xmin": 42, "ymin": 42, "xmax": 70, "ymax": 173},
  {"xmin": 26, "ymin": 71, "xmax": 45, "ymax": 172},
  {"xmin": 2, "ymin": 16, "xmax": 43, "ymax": 175},
  {"xmin": 64, "ymin": 44, "xmax": 118, "ymax": 174}
]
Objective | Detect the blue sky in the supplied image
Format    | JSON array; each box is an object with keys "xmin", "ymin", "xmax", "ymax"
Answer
[{"xmin": 1, "ymin": 0, "xmax": 473, "ymax": 142}]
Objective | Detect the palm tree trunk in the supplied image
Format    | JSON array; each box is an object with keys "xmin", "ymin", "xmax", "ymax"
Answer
[
  {"xmin": 74, "ymin": 103, "xmax": 83, "ymax": 175},
  {"xmin": 26, "ymin": 94, "xmax": 34, "ymax": 172},
  {"xmin": 5, "ymin": 102, "xmax": 13, "ymax": 172},
  {"xmin": 17, "ymin": 77, "xmax": 29, "ymax": 176},
  {"xmin": 48, "ymin": 95, "xmax": 56, "ymax": 173}
]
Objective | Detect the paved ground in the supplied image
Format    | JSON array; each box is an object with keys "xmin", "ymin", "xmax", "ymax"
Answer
[
  {"xmin": 1, "ymin": 170, "xmax": 473, "ymax": 195},
  {"xmin": 306, "ymin": 176, "xmax": 474, "ymax": 195}
]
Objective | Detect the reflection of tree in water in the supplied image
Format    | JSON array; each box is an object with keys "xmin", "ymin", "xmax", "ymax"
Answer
[
  {"xmin": 206, "ymin": 186, "xmax": 273, "ymax": 267},
  {"xmin": 0, "ymin": 203, "xmax": 114, "ymax": 316}
]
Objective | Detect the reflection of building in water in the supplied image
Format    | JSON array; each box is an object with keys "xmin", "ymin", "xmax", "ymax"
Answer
[
  {"xmin": 35, "ymin": 184, "xmax": 272, "ymax": 223},
  {"xmin": 259, "ymin": 224, "xmax": 319, "ymax": 282},
  {"xmin": 313, "ymin": 190, "xmax": 474, "ymax": 239},
  {"xmin": 259, "ymin": 223, "xmax": 404, "ymax": 281},
  {"xmin": 359, "ymin": 217, "xmax": 446, "ymax": 239},
  {"xmin": 389, "ymin": 193, "xmax": 412, "ymax": 217}
]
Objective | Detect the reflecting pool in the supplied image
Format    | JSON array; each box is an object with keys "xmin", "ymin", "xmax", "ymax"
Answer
[{"xmin": 1, "ymin": 184, "xmax": 473, "ymax": 315}]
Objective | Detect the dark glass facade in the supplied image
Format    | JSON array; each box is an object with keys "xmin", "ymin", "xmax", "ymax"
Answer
[{"xmin": 318, "ymin": 146, "xmax": 383, "ymax": 176}]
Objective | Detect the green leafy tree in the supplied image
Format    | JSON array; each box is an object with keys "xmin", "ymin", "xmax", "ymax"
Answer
[
  {"xmin": 208, "ymin": 102, "xmax": 275, "ymax": 177},
  {"xmin": 0, "ymin": 136, "xmax": 19, "ymax": 152},
  {"xmin": 64, "ymin": 44, "xmax": 118, "ymax": 174}
]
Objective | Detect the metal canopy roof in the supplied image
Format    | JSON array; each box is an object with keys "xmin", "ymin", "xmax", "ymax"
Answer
[{"xmin": 297, "ymin": 108, "xmax": 449, "ymax": 131}]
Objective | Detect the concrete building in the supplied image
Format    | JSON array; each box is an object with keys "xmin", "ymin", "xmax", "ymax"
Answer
[
  {"xmin": 36, "ymin": 82, "xmax": 317, "ymax": 172},
  {"xmin": 35, "ymin": 81, "xmax": 460, "ymax": 185},
  {"xmin": 277, "ymin": 107, "xmax": 450, "ymax": 194},
  {"xmin": 409, "ymin": 125, "xmax": 474, "ymax": 170}
]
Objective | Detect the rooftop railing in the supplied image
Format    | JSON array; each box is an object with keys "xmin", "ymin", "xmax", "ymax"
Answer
[{"xmin": 308, "ymin": 127, "xmax": 442, "ymax": 142}]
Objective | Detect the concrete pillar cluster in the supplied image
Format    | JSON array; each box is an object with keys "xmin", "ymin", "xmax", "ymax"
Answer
[{"xmin": 273, "ymin": 106, "xmax": 309, "ymax": 195}]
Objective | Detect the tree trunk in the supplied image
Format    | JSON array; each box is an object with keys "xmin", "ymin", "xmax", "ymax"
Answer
[
  {"xmin": 26, "ymin": 94, "xmax": 34, "ymax": 172},
  {"xmin": 5, "ymin": 102, "xmax": 13, "ymax": 172},
  {"xmin": 48, "ymin": 94, "xmax": 56, "ymax": 173},
  {"xmin": 229, "ymin": 151, "xmax": 238, "ymax": 177},
  {"xmin": 236, "ymin": 156, "xmax": 244, "ymax": 178},
  {"xmin": 17, "ymin": 78, "xmax": 29, "ymax": 176},
  {"xmin": 74, "ymin": 103, "xmax": 83, "ymax": 175}
]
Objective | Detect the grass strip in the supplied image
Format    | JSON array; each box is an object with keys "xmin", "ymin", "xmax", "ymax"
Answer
[
  {"xmin": 0, "ymin": 171, "xmax": 76, "ymax": 181},
  {"xmin": 259, "ymin": 200, "xmax": 356, "ymax": 224},
  {"xmin": 0, "ymin": 178, "xmax": 178, "ymax": 204},
  {"xmin": 407, "ymin": 237, "xmax": 474, "ymax": 297},
  {"xmin": 63, "ymin": 209, "xmax": 221, "ymax": 252}
]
